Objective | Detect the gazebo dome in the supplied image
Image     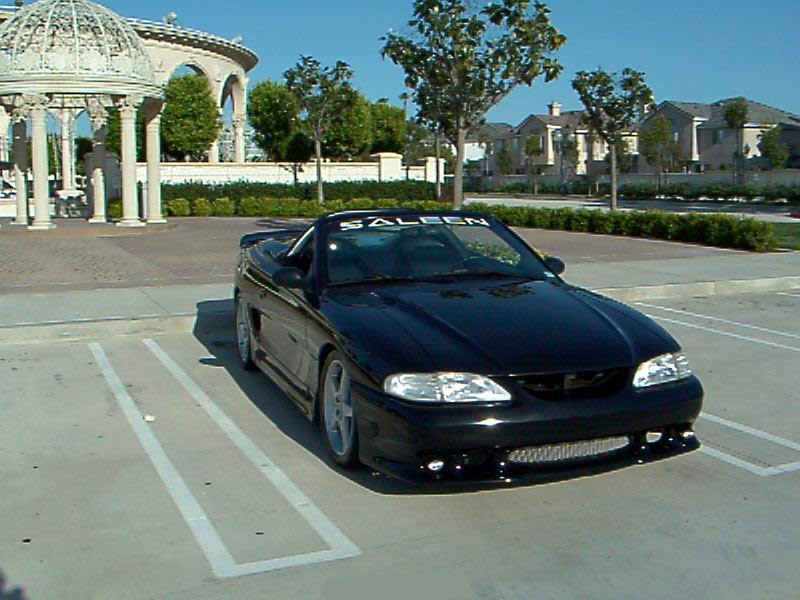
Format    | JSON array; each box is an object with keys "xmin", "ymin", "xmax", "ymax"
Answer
[{"xmin": 0, "ymin": 0, "xmax": 161, "ymax": 98}]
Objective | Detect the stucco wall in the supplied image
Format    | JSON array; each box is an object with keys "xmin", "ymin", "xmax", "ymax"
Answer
[{"xmin": 134, "ymin": 157, "xmax": 445, "ymax": 186}]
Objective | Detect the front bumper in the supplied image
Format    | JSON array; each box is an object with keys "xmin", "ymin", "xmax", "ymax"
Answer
[{"xmin": 353, "ymin": 376, "xmax": 703, "ymax": 485}]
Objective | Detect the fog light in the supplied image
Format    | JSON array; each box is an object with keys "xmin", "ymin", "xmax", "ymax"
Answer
[
  {"xmin": 646, "ymin": 430, "xmax": 663, "ymax": 444},
  {"xmin": 427, "ymin": 459, "xmax": 445, "ymax": 472}
]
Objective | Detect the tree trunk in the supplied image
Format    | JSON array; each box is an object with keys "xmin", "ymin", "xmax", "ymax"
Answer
[
  {"xmin": 314, "ymin": 136, "xmax": 324, "ymax": 203},
  {"xmin": 609, "ymin": 143, "xmax": 618, "ymax": 211},
  {"xmin": 434, "ymin": 131, "xmax": 442, "ymax": 202},
  {"xmin": 453, "ymin": 125, "xmax": 466, "ymax": 209}
]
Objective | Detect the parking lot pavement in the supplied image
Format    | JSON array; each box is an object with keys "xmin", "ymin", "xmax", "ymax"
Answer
[{"xmin": 2, "ymin": 290, "xmax": 800, "ymax": 599}]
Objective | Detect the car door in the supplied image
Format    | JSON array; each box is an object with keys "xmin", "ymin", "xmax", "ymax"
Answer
[{"xmin": 255, "ymin": 231, "xmax": 315, "ymax": 396}]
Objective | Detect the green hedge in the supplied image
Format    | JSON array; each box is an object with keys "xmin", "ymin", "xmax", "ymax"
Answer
[
  {"xmin": 162, "ymin": 180, "xmax": 448, "ymax": 203},
  {"xmin": 468, "ymin": 203, "xmax": 776, "ymax": 252},
  {"xmin": 619, "ymin": 182, "xmax": 800, "ymax": 202}
]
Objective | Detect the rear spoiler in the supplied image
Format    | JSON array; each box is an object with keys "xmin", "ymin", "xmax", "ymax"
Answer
[{"xmin": 239, "ymin": 229, "xmax": 304, "ymax": 248}]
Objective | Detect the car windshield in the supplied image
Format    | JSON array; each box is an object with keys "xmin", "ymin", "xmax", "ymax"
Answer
[{"xmin": 322, "ymin": 213, "xmax": 552, "ymax": 286}]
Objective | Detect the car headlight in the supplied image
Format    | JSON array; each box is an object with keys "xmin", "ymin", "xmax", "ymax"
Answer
[
  {"xmin": 383, "ymin": 372, "xmax": 512, "ymax": 403},
  {"xmin": 633, "ymin": 352, "xmax": 692, "ymax": 388}
]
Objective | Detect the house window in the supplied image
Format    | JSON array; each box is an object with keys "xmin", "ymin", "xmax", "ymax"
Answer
[
  {"xmin": 713, "ymin": 130, "xmax": 723, "ymax": 145},
  {"xmin": 673, "ymin": 131, "xmax": 680, "ymax": 143}
]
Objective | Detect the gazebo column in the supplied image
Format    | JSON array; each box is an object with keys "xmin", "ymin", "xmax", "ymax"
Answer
[
  {"xmin": 233, "ymin": 114, "xmax": 246, "ymax": 163},
  {"xmin": 145, "ymin": 108, "xmax": 165, "ymax": 223},
  {"xmin": 11, "ymin": 113, "xmax": 28, "ymax": 226},
  {"xmin": 59, "ymin": 108, "xmax": 77, "ymax": 192},
  {"xmin": 0, "ymin": 107, "xmax": 9, "ymax": 161},
  {"xmin": 29, "ymin": 99, "xmax": 55, "ymax": 231},
  {"xmin": 88, "ymin": 103, "xmax": 108, "ymax": 223},
  {"xmin": 117, "ymin": 96, "xmax": 144, "ymax": 227}
]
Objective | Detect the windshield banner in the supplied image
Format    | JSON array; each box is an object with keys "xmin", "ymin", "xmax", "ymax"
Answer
[{"xmin": 339, "ymin": 215, "xmax": 490, "ymax": 231}]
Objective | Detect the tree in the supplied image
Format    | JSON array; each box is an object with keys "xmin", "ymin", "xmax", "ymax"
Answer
[
  {"xmin": 413, "ymin": 79, "xmax": 453, "ymax": 200},
  {"xmin": 162, "ymin": 75, "xmax": 222, "ymax": 161},
  {"xmin": 572, "ymin": 67, "xmax": 653, "ymax": 209},
  {"xmin": 612, "ymin": 136, "xmax": 637, "ymax": 174},
  {"xmin": 323, "ymin": 91, "xmax": 373, "ymax": 160},
  {"xmin": 248, "ymin": 80, "xmax": 299, "ymax": 161},
  {"xmin": 496, "ymin": 143, "xmax": 514, "ymax": 179},
  {"xmin": 723, "ymin": 97, "xmax": 749, "ymax": 184},
  {"xmin": 760, "ymin": 125, "xmax": 789, "ymax": 170},
  {"xmin": 74, "ymin": 136, "xmax": 94, "ymax": 176},
  {"xmin": 524, "ymin": 134, "xmax": 544, "ymax": 193},
  {"xmin": 285, "ymin": 56, "xmax": 355, "ymax": 202},
  {"xmin": 370, "ymin": 99, "xmax": 407, "ymax": 154},
  {"xmin": 382, "ymin": 0, "xmax": 565, "ymax": 209},
  {"xmin": 639, "ymin": 115, "xmax": 683, "ymax": 189},
  {"xmin": 403, "ymin": 120, "xmax": 456, "ymax": 174}
]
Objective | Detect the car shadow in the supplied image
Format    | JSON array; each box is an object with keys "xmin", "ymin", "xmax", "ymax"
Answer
[
  {"xmin": 0, "ymin": 569, "xmax": 28, "ymax": 600},
  {"xmin": 193, "ymin": 299, "xmax": 423, "ymax": 495}
]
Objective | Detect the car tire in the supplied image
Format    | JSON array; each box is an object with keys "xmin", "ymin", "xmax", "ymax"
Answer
[
  {"xmin": 235, "ymin": 296, "xmax": 257, "ymax": 371},
  {"xmin": 319, "ymin": 352, "xmax": 359, "ymax": 467}
]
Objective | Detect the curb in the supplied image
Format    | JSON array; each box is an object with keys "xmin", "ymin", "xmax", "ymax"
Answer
[
  {"xmin": 0, "ymin": 312, "xmax": 231, "ymax": 345},
  {"xmin": 595, "ymin": 275, "xmax": 800, "ymax": 302},
  {"xmin": 1, "ymin": 276, "xmax": 798, "ymax": 344}
]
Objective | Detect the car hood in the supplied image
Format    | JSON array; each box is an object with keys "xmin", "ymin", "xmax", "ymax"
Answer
[{"xmin": 322, "ymin": 279, "xmax": 678, "ymax": 379}]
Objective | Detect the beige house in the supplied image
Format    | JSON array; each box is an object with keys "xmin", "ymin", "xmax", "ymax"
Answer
[
  {"xmin": 487, "ymin": 101, "xmax": 638, "ymax": 178},
  {"xmin": 638, "ymin": 98, "xmax": 800, "ymax": 172}
]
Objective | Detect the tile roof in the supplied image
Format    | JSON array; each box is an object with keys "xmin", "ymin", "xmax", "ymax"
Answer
[
  {"xmin": 698, "ymin": 98, "xmax": 800, "ymax": 129},
  {"xmin": 662, "ymin": 101, "xmax": 713, "ymax": 119}
]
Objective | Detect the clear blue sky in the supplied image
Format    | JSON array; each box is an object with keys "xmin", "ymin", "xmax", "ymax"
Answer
[{"xmin": 82, "ymin": 1, "xmax": 800, "ymax": 125}]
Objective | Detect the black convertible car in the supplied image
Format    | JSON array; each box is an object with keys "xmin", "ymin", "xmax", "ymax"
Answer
[{"xmin": 234, "ymin": 209, "xmax": 702, "ymax": 484}]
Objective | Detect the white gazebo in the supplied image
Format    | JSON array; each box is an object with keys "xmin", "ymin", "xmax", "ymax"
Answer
[{"xmin": 0, "ymin": 0, "xmax": 165, "ymax": 230}]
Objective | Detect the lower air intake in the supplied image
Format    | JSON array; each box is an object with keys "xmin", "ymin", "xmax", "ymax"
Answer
[{"xmin": 508, "ymin": 436, "xmax": 630, "ymax": 464}]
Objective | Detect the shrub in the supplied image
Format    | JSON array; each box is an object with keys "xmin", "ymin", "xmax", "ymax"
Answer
[
  {"xmin": 166, "ymin": 198, "xmax": 191, "ymax": 217},
  {"xmin": 107, "ymin": 199, "xmax": 122, "ymax": 219},
  {"xmin": 211, "ymin": 197, "xmax": 236, "ymax": 217},
  {"xmin": 191, "ymin": 197, "xmax": 212, "ymax": 217},
  {"xmin": 238, "ymin": 196, "xmax": 262, "ymax": 217}
]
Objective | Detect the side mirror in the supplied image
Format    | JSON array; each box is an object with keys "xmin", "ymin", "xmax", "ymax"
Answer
[
  {"xmin": 544, "ymin": 256, "xmax": 566, "ymax": 276},
  {"xmin": 273, "ymin": 266, "xmax": 309, "ymax": 290}
]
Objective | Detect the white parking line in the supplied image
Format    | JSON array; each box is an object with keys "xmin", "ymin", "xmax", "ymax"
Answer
[
  {"xmin": 637, "ymin": 302, "xmax": 800, "ymax": 341},
  {"xmin": 645, "ymin": 314, "xmax": 800, "ymax": 353},
  {"xmin": 777, "ymin": 292, "xmax": 800, "ymax": 299},
  {"xmin": 89, "ymin": 342, "xmax": 238, "ymax": 577},
  {"xmin": 142, "ymin": 338, "xmax": 361, "ymax": 578},
  {"xmin": 701, "ymin": 412, "xmax": 800, "ymax": 453},
  {"xmin": 699, "ymin": 446, "xmax": 782, "ymax": 477},
  {"xmin": 697, "ymin": 413, "xmax": 800, "ymax": 477}
]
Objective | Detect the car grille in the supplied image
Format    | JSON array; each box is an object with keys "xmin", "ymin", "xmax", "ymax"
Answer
[
  {"xmin": 517, "ymin": 368, "xmax": 629, "ymax": 400},
  {"xmin": 507, "ymin": 436, "xmax": 630, "ymax": 465}
]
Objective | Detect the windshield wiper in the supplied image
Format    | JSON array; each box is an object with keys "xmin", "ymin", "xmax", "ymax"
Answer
[
  {"xmin": 326, "ymin": 275, "xmax": 418, "ymax": 287},
  {"xmin": 446, "ymin": 270, "xmax": 547, "ymax": 281}
]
